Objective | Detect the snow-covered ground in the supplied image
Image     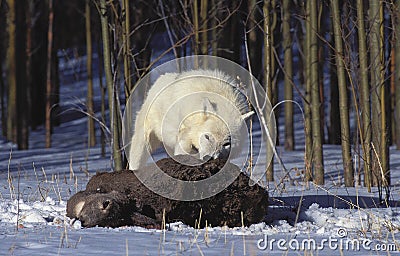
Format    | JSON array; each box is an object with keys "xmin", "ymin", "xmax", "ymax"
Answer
[{"xmin": 1, "ymin": 53, "xmax": 400, "ymax": 255}]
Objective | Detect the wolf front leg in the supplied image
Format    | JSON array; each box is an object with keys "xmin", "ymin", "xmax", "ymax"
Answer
[{"xmin": 128, "ymin": 126, "xmax": 152, "ymax": 170}]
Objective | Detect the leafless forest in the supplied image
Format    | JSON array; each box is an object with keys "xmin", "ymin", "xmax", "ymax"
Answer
[{"xmin": 1, "ymin": 0, "xmax": 400, "ymax": 192}]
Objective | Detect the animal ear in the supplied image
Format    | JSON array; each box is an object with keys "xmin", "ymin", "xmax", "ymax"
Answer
[
  {"xmin": 203, "ymin": 98, "xmax": 216, "ymax": 113},
  {"xmin": 241, "ymin": 111, "xmax": 254, "ymax": 120}
]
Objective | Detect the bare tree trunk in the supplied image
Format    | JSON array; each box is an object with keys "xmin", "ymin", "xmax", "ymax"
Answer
[
  {"xmin": 356, "ymin": 0, "xmax": 372, "ymax": 191},
  {"xmin": 98, "ymin": 41, "xmax": 106, "ymax": 158},
  {"xmin": 30, "ymin": 0, "xmax": 47, "ymax": 130},
  {"xmin": 51, "ymin": 52, "xmax": 60, "ymax": 127},
  {"xmin": 318, "ymin": 5, "xmax": 326, "ymax": 145},
  {"xmin": 24, "ymin": 0, "xmax": 33, "ymax": 148},
  {"xmin": 310, "ymin": 0, "xmax": 324, "ymax": 185},
  {"xmin": 329, "ymin": 59, "xmax": 341, "ymax": 145},
  {"xmin": 370, "ymin": 1, "xmax": 381, "ymax": 187},
  {"xmin": 6, "ymin": 0, "xmax": 28, "ymax": 149},
  {"xmin": 6, "ymin": 0, "xmax": 17, "ymax": 143},
  {"xmin": 282, "ymin": 0, "xmax": 294, "ymax": 151},
  {"xmin": 99, "ymin": 0, "xmax": 123, "ymax": 171},
  {"xmin": 390, "ymin": 46, "xmax": 395, "ymax": 147},
  {"xmin": 86, "ymin": 0, "xmax": 96, "ymax": 148},
  {"xmin": 16, "ymin": 0, "xmax": 28, "ymax": 149},
  {"xmin": 248, "ymin": 0, "xmax": 262, "ymax": 80},
  {"xmin": 304, "ymin": 0, "xmax": 313, "ymax": 181},
  {"xmin": 263, "ymin": 0, "xmax": 274, "ymax": 181},
  {"xmin": 380, "ymin": 3, "xmax": 390, "ymax": 187},
  {"xmin": 211, "ymin": 0, "xmax": 218, "ymax": 56},
  {"xmin": 45, "ymin": 0, "xmax": 54, "ymax": 148},
  {"xmin": 330, "ymin": 0, "xmax": 354, "ymax": 187},
  {"xmin": 395, "ymin": 0, "xmax": 400, "ymax": 150},
  {"xmin": 0, "ymin": 58, "xmax": 5, "ymax": 137},
  {"xmin": 248, "ymin": 0, "xmax": 257, "ymax": 58},
  {"xmin": 270, "ymin": 0, "xmax": 278, "ymax": 133},
  {"xmin": 122, "ymin": 0, "xmax": 132, "ymax": 96},
  {"xmin": 369, "ymin": 0, "xmax": 389, "ymax": 188},
  {"xmin": 193, "ymin": 0, "xmax": 199, "ymax": 56},
  {"xmin": 217, "ymin": 0, "xmax": 241, "ymax": 63},
  {"xmin": 0, "ymin": 66, "xmax": 7, "ymax": 138},
  {"xmin": 327, "ymin": 3, "xmax": 346, "ymax": 147},
  {"xmin": 0, "ymin": 1, "xmax": 5, "ymax": 137},
  {"xmin": 131, "ymin": 1, "xmax": 152, "ymax": 81},
  {"xmin": 200, "ymin": 0, "xmax": 208, "ymax": 55}
]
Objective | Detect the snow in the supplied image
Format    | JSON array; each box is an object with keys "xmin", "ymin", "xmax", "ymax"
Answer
[
  {"xmin": 1, "ymin": 53, "xmax": 400, "ymax": 255},
  {"xmin": 1, "ymin": 145, "xmax": 400, "ymax": 255}
]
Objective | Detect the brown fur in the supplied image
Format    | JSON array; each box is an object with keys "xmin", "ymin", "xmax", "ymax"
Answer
[{"xmin": 67, "ymin": 156, "xmax": 268, "ymax": 228}]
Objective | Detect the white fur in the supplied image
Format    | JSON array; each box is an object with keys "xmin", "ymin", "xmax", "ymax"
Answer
[{"xmin": 128, "ymin": 69, "xmax": 252, "ymax": 170}]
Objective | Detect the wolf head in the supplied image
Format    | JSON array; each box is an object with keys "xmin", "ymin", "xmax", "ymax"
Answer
[{"xmin": 174, "ymin": 98, "xmax": 253, "ymax": 161}]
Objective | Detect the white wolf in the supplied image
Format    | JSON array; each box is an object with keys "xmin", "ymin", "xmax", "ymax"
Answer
[{"xmin": 128, "ymin": 69, "xmax": 253, "ymax": 170}]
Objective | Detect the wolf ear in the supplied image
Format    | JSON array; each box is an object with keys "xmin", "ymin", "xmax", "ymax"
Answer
[
  {"xmin": 241, "ymin": 111, "xmax": 254, "ymax": 120},
  {"xmin": 203, "ymin": 98, "xmax": 216, "ymax": 113}
]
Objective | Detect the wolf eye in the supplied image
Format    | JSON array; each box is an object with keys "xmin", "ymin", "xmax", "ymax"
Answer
[{"xmin": 204, "ymin": 134, "xmax": 210, "ymax": 140}]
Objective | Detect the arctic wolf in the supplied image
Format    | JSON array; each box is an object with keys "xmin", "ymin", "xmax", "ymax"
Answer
[{"xmin": 128, "ymin": 69, "xmax": 253, "ymax": 170}]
